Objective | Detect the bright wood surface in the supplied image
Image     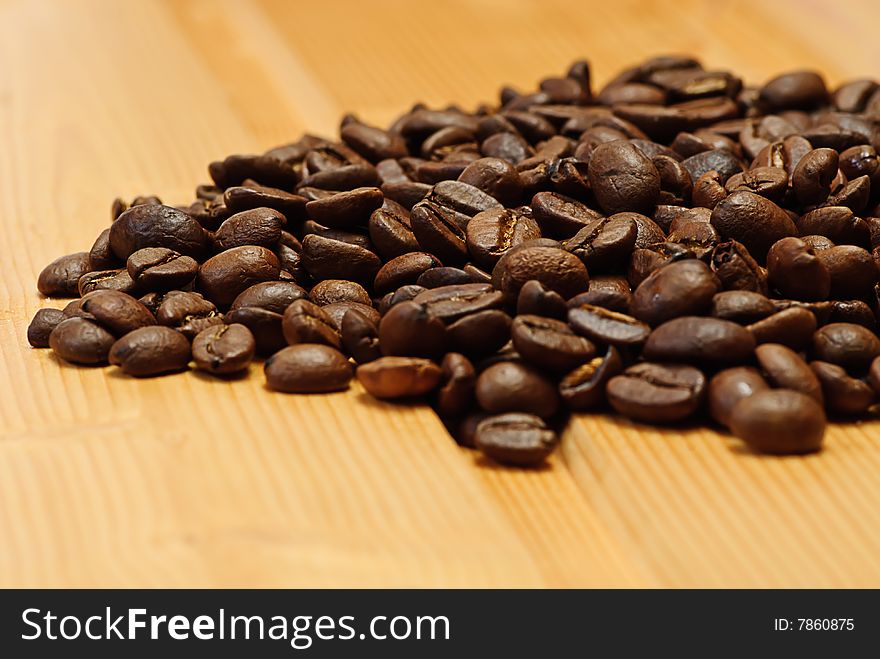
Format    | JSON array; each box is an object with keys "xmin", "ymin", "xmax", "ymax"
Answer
[{"xmin": 1, "ymin": 0, "xmax": 880, "ymax": 587}]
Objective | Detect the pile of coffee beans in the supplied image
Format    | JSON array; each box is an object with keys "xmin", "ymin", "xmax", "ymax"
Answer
[{"xmin": 30, "ymin": 56, "xmax": 880, "ymax": 465}]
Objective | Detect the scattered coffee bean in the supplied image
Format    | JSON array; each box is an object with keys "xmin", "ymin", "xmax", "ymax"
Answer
[
  {"xmin": 476, "ymin": 361, "xmax": 560, "ymax": 419},
  {"xmin": 475, "ymin": 413, "xmax": 557, "ymax": 466},
  {"xmin": 108, "ymin": 326, "xmax": 191, "ymax": 376},
  {"xmin": 37, "ymin": 252, "xmax": 92, "ymax": 297},
  {"xmin": 192, "ymin": 323, "xmax": 255, "ymax": 375},
  {"xmin": 729, "ymin": 390, "xmax": 826, "ymax": 454},
  {"xmin": 708, "ymin": 367, "xmax": 769, "ymax": 427},
  {"xmin": 755, "ymin": 343, "xmax": 823, "ymax": 404},
  {"xmin": 356, "ymin": 356, "xmax": 442, "ymax": 398},
  {"xmin": 27, "ymin": 308, "xmax": 67, "ymax": 348},
  {"xmin": 607, "ymin": 362, "xmax": 706, "ymax": 423},
  {"xmin": 265, "ymin": 344, "xmax": 353, "ymax": 393}
]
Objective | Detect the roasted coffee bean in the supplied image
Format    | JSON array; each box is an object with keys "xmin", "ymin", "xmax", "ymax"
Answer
[
  {"xmin": 475, "ymin": 361, "xmax": 560, "ymax": 419},
  {"xmin": 301, "ymin": 233, "xmax": 381, "ymax": 285},
  {"xmin": 282, "ymin": 299, "xmax": 341, "ymax": 348},
  {"xmin": 192, "ymin": 323, "xmax": 255, "ymax": 375},
  {"xmin": 378, "ymin": 300, "xmax": 447, "ymax": 358},
  {"xmin": 223, "ymin": 185, "xmax": 307, "ymax": 219},
  {"xmin": 729, "ymin": 390, "xmax": 826, "ymax": 454},
  {"xmin": 209, "ymin": 153, "xmax": 298, "ymax": 190},
  {"xmin": 724, "ymin": 166, "xmax": 788, "ymax": 202},
  {"xmin": 813, "ymin": 323, "xmax": 880, "ymax": 369},
  {"xmin": 356, "ymin": 356, "xmax": 442, "ymax": 398},
  {"xmin": 197, "ymin": 245, "xmax": 280, "ymax": 307},
  {"xmin": 213, "ymin": 208, "xmax": 285, "ymax": 250},
  {"xmin": 816, "ymin": 245, "xmax": 878, "ymax": 299},
  {"xmin": 110, "ymin": 204, "xmax": 208, "ymax": 259},
  {"xmin": 631, "ymin": 259, "xmax": 720, "ymax": 326},
  {"xmin": 89, "ymin": 229, "xmax": 121, "ymax": 270},
  {"xmin": 588, "ymin": 140, "xmax": 661, "ymax": 214},
  {"xmin": 458, "ymin": 157, "xmax": 523, "ymax": 206},
  {"xmin": 409, "ymin": 200, "xmax": 468, "ymax": 265},
  {"xmin": 230, "ymin": 281, "xmax": 308, "ymax": 313},
  {"xmin": 302, "ymin": 221, "xmax": 373, "ymax": 250},
  {"xmin": 305, "ymin": 187, "xmax": 384, "ymax": 229},
  {"xmin": 708, "ymin": 367, "xmax": 769, "ymax": 427},
  {"xmin": 607, "ymin": 362, "xmax": 706, "ymax": 423},
  {"xmin": 568, "ymin": 276, "xmax": 633, "ymax": 313},
  {"xmin": 446, "ymin": 309, "xmax": 512, "ymax": 358},
  {"xmin": 492, "ymin": 244, "xmax": 590, "ymax": 301},
  {"xmin": 810, "ymin": 360, "xmax": 875, "ymax": 415},
  {"xmin": 416, "ymin": 267, "xmax": 474, "ymax": 288},
  {"xmin": 265, "ymin": 344, "xmax": 353, "ymax": 393},
  {"xmin": 108, "ymin": 326, "xmax": 191, "ymax": 377},
  {"xmin": 474, "ymin": 413, "xmax": 557, "ymax": 466},
  {"xmin": 27, "ymin": 308, "xmax": 67, "ymax": 348},
  {"xmin": 427, "ymin": 180, "xmax": 502, "ymax": 217},
  {"xmin": 746, "ymin": 307, "xmax": 817, "ymax": 349},
  {"xmin": 830, "ymin": 299, "xmax": 876, "ymax": 329},
  {"xmin": 511, "ymin": 314, "xmax": 595, "ymax": 372},
  {"xmin": 709, "ymin": 240, "xmax": 767, "ymax": 293},
  {"xmin": 516, "ymin": 279, "xmax": 568, "ymax": 319},
  {"xmin": 643, "ymin": 316, "xmax": 756, "ymax": 365},
  {"xmin": 48, "ymin": 317, "xmax": 116, "ymax": 365},
  {"xmin": 322, "ymin": 301, "xmax": 380, "ymax": 330},
  {"xmin": 710, "ymin": 290, "xmax": 775, "ymax": 324},
  {"xmin": 839, "ymin": 145, "xmax": 880, "ymax": 189},
  {"xmin": 766, "ymin": 237, "xmax": 830, "ymax": 301},
  {"xmin": 559, "ymin": 345, "xmax": 623, "ymax": 410},
  {"xmin": 373, "ymin": 253, "xmax": 442, "ymax": 295},
  {"xmin": 341, "ymin": 309, "xmax": 381, "ymax": 364},
  {"xmin": 309, "ymin": 279, "xmax": 372, "ymax": 307},
  {"xmin": 126, "ymin": 247, "xmax": 198, "ymax": 292},
  {"xmin": 224, "ymin": 307, "xmax": 285, "ymax": 357},
  {"xmin": 755, "ymin": 343, "xmax": 823, "ymax": 404},
  {"xmin": 759, "ymin": 71, "xmax": 828, "ymax": 111},
  {"xmin": 378, "ymin": 284, "xmax": 427, "ymax": 314},
  {"xmin": 413, "ymin": 283, "xmax": 505, "ymax": 323},
  {"xmin": 530, "ymin": 191, "xmax": 603, "ymax": 237},
  {"xmin": 368, "ymin": 206, "xmax": 420, "ymax": 260},
  {"xmin": 341, "ymin": 122, "xmax": 408, "ymax": 162},
  {"xmin": 563, "ymin": 215, "xmax": 638, "ymax": 272},
  {"xmin": 791, "ymin": 148, "xmax": 839, "ymax": 206},
  {"xmin": 466, "ymin": 207, "xmax": 542, "ymax": 269},
  {"xmin": 568, "ymin": 304, "xmax": 650, "ymax": 347},
  {"xmin": 681, "ymin": 149, "xmax": 744, "ymax": 185},
  {"xmin": 710, "ymin": 191, "xmax": 797, "ymax": 262},
  {"xmin": 37, "ymin": 252, "xmax": 92, "ymax": 297},
  {"xmin": 691, "ymin": 170, "xmax": 728, "ymax": 208},
  {"xmin": 79, "ymin": 290, "xmax": 155, "ymax": 337},
  {"xmin": 797, "ymin": 207, "xmax": 870, "ymax": 249},
  {"xmin": 436, "ymin": 353, "xmax": 476, "ymax": 418},
  {"xmin": 77, "ymin": 269, "xmax": 138, "ymax": 296}
]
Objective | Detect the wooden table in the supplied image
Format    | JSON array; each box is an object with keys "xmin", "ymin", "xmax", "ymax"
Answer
[{"xmin": 3, "ymin": 0, "xmax": 880, "ymax": 587}]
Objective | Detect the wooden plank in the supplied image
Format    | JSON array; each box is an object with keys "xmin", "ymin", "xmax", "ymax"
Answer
[{"xmin": 0, "ymin": 0, "xmax": 879, "ymax": 587}]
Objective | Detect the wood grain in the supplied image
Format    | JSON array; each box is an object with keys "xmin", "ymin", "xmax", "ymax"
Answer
[{"xmin": 1, "ymin": 0, "xmax": 879, "ymax": 587}]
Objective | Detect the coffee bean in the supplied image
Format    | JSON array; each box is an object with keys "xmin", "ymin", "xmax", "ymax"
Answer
[
  {"xmin": 475, "ymin": 361, "xmax": 560, "ymax": 419},
  {"xmin": 209, "ymin": 154, "xmax": 299, "ymax": 190},
  {"xmin": 27, "ymin": 308, "xmax": 67, "ymax": 348},
  {"xmin": 466, "ymin": 207, "xmax": 542, "ymax": 269},
  {"xmin": 378, "ymin": 284, "xmax": 427, "ymax": 314},
  {"xmin": 709, "ymin": 240, "xmax": 767, "ymax": 293},
  {"xmin": 230, "ymin": 281, "xmax": 309, "ymax": 314},
  {"xmin": 110, "ymin": 204, "xmax": 208, "ymax": 259},
  {"xmin": 77, "ymin": 269, "xmax": 138, "ymax": 296},
  {"xmin": 563, "ymin": 215, "xmax": 638, "ymax": 272},
  {"xmin": 265, "ymin": 344, "xmax": 353, "ymax": 393},
  {"xmin": 458, "ymin": 157, "xmax": 523, "ymax": 206},
  {"xmin": 711, "ymin": 290, "xmax": 775, "ymax": 324},
  {"xmin": 378, "ymin": 300, "xmax": 447, "ymax": 358},
  {"xmin": 126, "ymin": 247, "xmax": 198, "ymax": 292},
  {"xmin": 830, "ymin": 299, "xmax": 876, "ymax": 329},
  {"xmin": 198, "ymin": 246, "xmax": 280, "ymax": 307},
  {"xmin": 643, "ymin": 316, "xmax": 755, "ymax": 365},
  {"xmin": 681, "ymin": 149, "xmax": 744, "ymax": 185},
  {"xmin": 446, "ymin": 309, "xmax": 512, "ymax": 358},
  {"xmin": 416, "ymin": 267, "xmax": 474, "ymax": 288},
  {"xmin": 368, "ymin": 206, "xmax": 419, "ymax": 260},
  {"xmin": 409, "ymin": 200, "xmax": 468, "ymax": 265},
  {"xmin": 323, "ymin": 301, "xmax": 380, "ymax": 331},
  {"xmin": 708, "ymin": 367, "xmax": 769, "ymax": 427},
  {"xmin": 755, "ymin": 343, "xmax": 823, "ymax": 404},
  {"xmin": 492, "ymin": 244, "xmax": 590, "ymax": 300},
  {"xmin": 413, "ymin": 283, "xmax": 505, "ymax": 323},
  {"xmin": 530, "ymin": 191, "xmax": 603, "ymax": 237},
  {"xmin": 631, "ymin": 259, "xmax": 720, "ymax": 326},
  {"xmin": 341, "ymin": 122, "xmax": 408, "ymax": 162},
  {"xmin": 436, "ymin": 353, "xmax": 476, "ymax": 418},
  {"xmin": 282, "ymin": 299, "xmax": 341, "ymax": 348},
  {"xmin": 108, "ymin": 326, "xmax": 191, "ymax": 376},
  {"xmin": 48, "ymin": 317, "xmax": 115, "ymax": 365},
  {"xmin": 816, "ymin": 245, "xmax": 878, "ymax": 299},
  {"xmin": 474, "ymin": 413, "xmax": 557, "ymax": 466},
  {"xmin": 79, "ymin": 290, "xmax": 156, "ymax": 337},
  {"xmin": 813, "ymin": 323, "xmax": 880, "ymax": 369},
  {"xmin": 559, "ymin": 345, "xmax": 623, "ymax": 410},
  {"xmin": 192, "ymin": 323, "xmax": 255, "ymax": 375},
  {"xmin": 301, "ymin": 233, "xmax": 381, "ymax": 285},
  {"xmin": 607, "ymin": 362, "xmax": 706, "ymax": 423},
  {"xmin": 516, "ymin": 279, "xmax": 568, "ymax": 319},
  {"xmin": 305, "ymin": 187, "xmax": 384, "ymax": 229},
  {"xmin": 588, "ymin": 140, "xmax": 661, "ymax": 214},
  {"xmin": 373, "ymin": 252, "xmax": 443, "ymax": 295},
  {"xmin": 568, "ymin": 304, "xmax": 650, "ymax": 346},
  {"xmin": 797, "ymin": 207, "xmax": 870, "ymax": 248},
  {"xmin": 89, "ymin": 229, "xmax": 121, "ymax": 271},
  {"xmin": 511, "ymin": 314, "xmax": 595, "ymax": 372},
  {"xmin": 309, "ymin": 279, "xmax": 372, "ymax": 307},
  {"xmin": 766, "ymin": 237, "xmax": 830, "ymax": 301},
  {"xmin": 223, "ymin": 185, "xmax": 307, "ymax": 219},
  {"xmin": 791, "ymin": 148, "xmax": 838, "ymax": 206},
  {"xmin": 710, "ymin": 191, "xmax": 797, "ymax": 262},
  {"xmin": 213, "ymin": 208, "xmax": 285, "ymax": 250},
  {"xmin": 729, "ymin": 389, "xmax": 825, "ymax": 454},
  {"xmin": 724, "ymin": 166, "xmax": 788, "ymax": 202},
  {"xmin": 810, "ymin": 360, "xmax": 875, "ymax": 415},
  {"xmin": 356, "ymin": 356, "xmax": 442, "ymax": 398},
  {"xmin": 224, "ymin": 307, "xmax": 285, "ymax": 357},
  {"xmin": 568, "ymin": 276, "xmax": 633, "ymax": 313},
  {"xmin": 746, "ymin": 307, "xmax": 817, "ymax": 349},
  {"xmin": 759, "ymin": 71, "xmax": 828, "ymax": 111}
]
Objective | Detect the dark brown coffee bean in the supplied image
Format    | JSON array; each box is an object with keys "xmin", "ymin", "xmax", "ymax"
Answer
[
  {"xmin": 516, "ymin": 279, "xmax": 568, "ymax": 319},
  {"xmin": 830, "ymin": 299, "xmax": 876, "ymax": 329},
  {"xmin": 511, "ymin": 314, "xmax": 595, "ymax": 372},
  {"xmin": 265, "ymin": 344, "xmax": 353, "ymax": 393},
  {"xmin": 302, "ymin": 220, "xmax": 373, "ymax": 250},
  {"xmin": 816, "ymin": 245, "xmax": 878, "ymax": 299},
  {"xmin": 223, "ymin": 185, "xmax": 307, "ymax": 219},
  {"xmin": 474, "ymin": 413, "xmax": 557, "ymax": 466},
  {"xmin": 378, "ymin": 300, "xmax": 447, "ymax": 358},
  {"xmin": 559, "ymin": 345, "xmax": 623, "ymax": 410},
  {"xmin": 530, "ymin": 191, "xmax": 604, "ymax": 238},
  {"xmin": 282, "ymin": 299, "xmax": 341, "ymax": 348},
  {"xmin": 791, "ymin": 148, "xmax": 839, "ymax": 206},
  {"xmin": 724, "ymin": 166, "xmax": 788, "ymax": 202},
  {"xmin": 48, "ymin": 317, "xmax": 116, "ymax": 365},
  {"xmin": 77, "ymin": 269, "xmax": 138, "ymax": 296},
  {"xmin": 796, "ymin": 207, "xmax": 870, "ymax": 248},
  {"xmin": 301, "ymin": 234, "xmax": 381, "ymax": 285},
  {"xmin": 568, "ymin": 276, "xmax": 633, "ymax": 313},
  {"xmin": 466, "ymin": 207, "xmax": 542, "ymax": 269},
  {"xmin": 108, "ymin": 326, "xmax": 191, "ymax": 376},
  {"xmin": 126, "ymin": 247, "xmax": 198, "ymax": 292},
  {"xmin": 341, "ymin": 310, "xmax": 381, "ymax": 364},
  {"xmin": 78, "ymin": 290, "xmax": 155, "ymax": 337},
  {"xmin": 458, "ymin": 157, "xmax": 523, "ymax": 206},
  {"xmin": 606, "ymin": 362, "xmax": 706, "ymax": 423},
  {"xmin": 709, "ymin": 240, "xmax": 767, "ymax": 293},
  {"xmin": 192, "ymin": 323, "xmax": 255, "ymax": 375},
  {"xmin": 89, "ymin": 229, "xmax": 121, "ymax": 270},
  {"xmin": 643, "ymin": 316, "xmax": 755, "ymax": 365},
  {"xmin": 708, "ymin": 367, "xmax": 769, "ymax": 427},
  {"xmin": 766, "ymin": 237, "xmax": 830, "ymax": 301},
  {"xmin": 446, "ymin": 309, "xmax": 512, "ymax": 358},
  {"xmin": 198, "ymin": 245, "xmax": 280, "ymax": 307},
  {"xmin": 710, "ymin": 290, "xmax": 775, "ymax": 324},
  {"xmin": 27, "ymin": 308, "xmax": 67, "ymax": 348},
  {"xmin": 340, "ymin": 122, "xmax": 408, "ymax": 162},
  {"xmin": 568, "ymin": 304, "xmax": 650, "ymax": 347},
  {"xmin": 759, "ymin": 71, "xmax": 828, "ymax": 111},
  {"xmin": 475, "ymin": 361, "xmax": 560, "ymax": 419},
  {"xmin": 691, "ymin": 170, "xmax": 727, "ymax": 209},
  {"xmin": 746, "ymin": 307, "xmax": 817, "ymax": 349},
  {"xmin": 588, "ymin": 140, "xmax": 661, "ymax": 214},
  {"xmin": 436, "ymin": 353, "xmax": 476, "ymax": 418},
  {"xmin": 839, "ymin": 145, "xmax": 880, "ymax": 189},
  {"xmin": 224, "ymin": 307, "xmax": 285, "ymax": 357},
  {"xmin": 631, "ymin": 259, "xmax": 720, "ymax": 326},
  {"xmin": 356, "ymin": 356, "xmax": 442, "ymax": 399},
  {"xmin": 381, "ymin": 180, "xmax": 432, "ymax": 209},
  {"xmin": 309, "ymin": 279, "xmax": 371, "ymax": 307},
  {"xmin": 322, "ymin": 301, "xmax": 380, "ymax": 331},
  {"xmin": 563, "ymin": 215, "xmax": 637, "ymax": 272},
  {"xmin": 710, "ymin": 191, "xmax": 797, "ymax": 262},
  {"xmin": 813, "ymin": 323, "xmax": 880, "ymax": 369},
  {"xmin": 681, "ymin": 149, "xmax": 744, "ymax": 185},
  {"xmin": 377, "ymin": 285, "xmax": 425, "ymax": 315},
  {"xmin": 410, "ymin": 284, "xmax": 504, "ymax": 324},
  {"xmin": 410, "ymin": 200, "xmax": 468, "ymax": 265},
  {"xmin": 209, "ymin": 154, "xmax": 298, "ymax": 189},
  {"xmin": 230, "ymin": 281, "xmax": 308, "ymax": 314},
  {"xmin": 755, "ymin": 343, "xmax": 823, "ymax": 404},
  {"xmin": 417, "ymin": 266, "xmax": 475, "ymax": 288},
  {"xmin": 729, "ymin": 390, "xmax": 825, "ymax": 454},
  {"xmin": 427, "ymin": 180, "xmax": 503, "ymax": 217},
  {"xmin": 492, "ymin": 244, "xmax": 590, "ymax": 301},
  {"xmin": 373, "ymin": 253, "xmax": 443, "ymax": 295},
  {"xmin": 305, "ymin": 187, "xmax": 384, "ymax": 229},
  {"xmin": 37, "ymin": 252, "xmax": 92, "ymax": 297},
  {"xmin": 368, "ymin": 206, "xmax": 419, "ymax": 260},
  {"xmin": 810, "ymin": 360, "xmax": 875, "ymax": 415},
  {"xmin": 110, "ymin": 204, "xmax": 208, "ymax": 259},
  {"xmin": 213, "ymin": 208, "xmax": 285, "ymax": 250}
]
